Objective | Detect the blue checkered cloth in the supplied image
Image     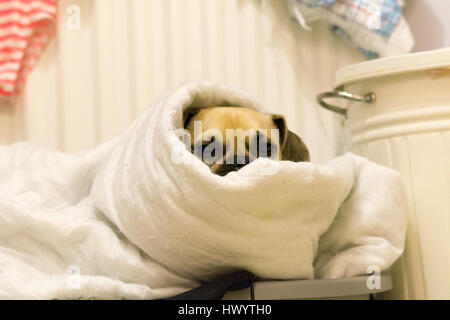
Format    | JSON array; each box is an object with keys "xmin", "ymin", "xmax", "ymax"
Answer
[{"xmin": 288, "ymin": 0, "xmax": 413, "ymax": 58}]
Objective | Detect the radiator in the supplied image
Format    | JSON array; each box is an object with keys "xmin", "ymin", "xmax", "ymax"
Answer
[{"xmin": 0, "ymin": 0, "xmax": 363, "ymax": 162}]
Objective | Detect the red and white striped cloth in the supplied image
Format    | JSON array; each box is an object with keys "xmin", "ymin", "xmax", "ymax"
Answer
[{"xmin": 0, "ymin": 0, "xmax": 56, "ymax": 98}]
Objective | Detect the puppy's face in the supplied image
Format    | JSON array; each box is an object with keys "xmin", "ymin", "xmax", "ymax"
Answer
[{"xmin": 184, "ymin": 106, "xmax": 309, "ymax": 176}]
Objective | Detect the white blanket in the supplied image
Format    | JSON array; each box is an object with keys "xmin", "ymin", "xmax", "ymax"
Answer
[{"xmin": 0, "ymin": 82, "xmax": 407, "ymax": 299}]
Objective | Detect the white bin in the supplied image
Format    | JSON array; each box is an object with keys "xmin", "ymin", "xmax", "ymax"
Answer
[{"xmin": 318, "ymin": 48, "xmax": 450, "ymax": 300}]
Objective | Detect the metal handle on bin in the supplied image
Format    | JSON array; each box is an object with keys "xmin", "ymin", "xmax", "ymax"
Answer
[{"xmin": 317, "ymin": 87, "xmax": 376, "ymax": 117}]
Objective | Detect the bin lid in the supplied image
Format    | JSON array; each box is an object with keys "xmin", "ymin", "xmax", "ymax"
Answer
[{"xmin": 335, "ymin": 48, "xmax": 450, "ymax": 87}]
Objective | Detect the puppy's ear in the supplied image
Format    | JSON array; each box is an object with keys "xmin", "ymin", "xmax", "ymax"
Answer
[
  {"xmin": 183, "ymin": 107, "xmax": 202, "ymax": 128},
  {"xmin": 271, "ymin": 115, "xmax": 288, "ymax": 148},
  {"xmin": 282, "ymin": 131, "xmax": 310, "ymax": 162},
  {"xmin": 272, "ymin": 114, "xmax": 310, "ymax": 162}
]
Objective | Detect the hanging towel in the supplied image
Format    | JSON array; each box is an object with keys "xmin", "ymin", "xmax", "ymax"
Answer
[
  {"xmin": 287, "ymin": 0, "xmax": 414, "ymax": 58},
  {"xmin": 0, "ymin": 0, "xmax": 57, "ymax": 98}
]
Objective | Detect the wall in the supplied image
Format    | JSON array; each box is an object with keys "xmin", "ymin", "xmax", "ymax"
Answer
[
  {"xmin": 404, "ymin": 0, "xmax": 450, "ymax": 52},
  {"xmin": 0, "ymin": 0, "xmax": 363, "ymax": 163}
]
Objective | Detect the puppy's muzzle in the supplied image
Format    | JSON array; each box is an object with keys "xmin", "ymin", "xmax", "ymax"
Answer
[{"xmin": 214, "ymin": 155, "xmax": 251, "ymax": 176}]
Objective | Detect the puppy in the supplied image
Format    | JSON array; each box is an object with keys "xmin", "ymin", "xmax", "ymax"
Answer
[{"xmin": 183, "ymin": 106, "xmax": 310, "ymax": 176}]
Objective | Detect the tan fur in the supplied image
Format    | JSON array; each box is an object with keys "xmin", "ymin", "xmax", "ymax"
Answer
[{"xmin": 184, "ymin": 106, "xmax": 309, "ymax": 175}]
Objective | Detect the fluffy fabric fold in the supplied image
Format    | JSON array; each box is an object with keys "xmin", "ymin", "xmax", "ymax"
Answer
[{"xmin": 0, "ymin": 82, "xmax": 406, "ymax": 299}]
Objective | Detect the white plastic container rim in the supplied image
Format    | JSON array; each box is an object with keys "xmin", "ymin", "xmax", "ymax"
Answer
[{"xmin": 317, "ymin": 48, "xmax": 450, "ymax": 117}]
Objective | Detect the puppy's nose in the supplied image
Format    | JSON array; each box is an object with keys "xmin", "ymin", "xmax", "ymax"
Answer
[
  {"xmin": 214, "ymin": 156, "xmax": 251, "ymax": 176},
  {"xmin": 228, "ymin": 155, "xmax": 250, "ymax": 166},
  {"xmin": 215, "ymin": 163, "xmax": 245, "ymax": 176}
]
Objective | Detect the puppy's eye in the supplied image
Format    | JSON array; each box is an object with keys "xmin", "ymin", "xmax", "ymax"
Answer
[
  {"xmin": 251, "ymin": 132, "xmax": 277, "ymax": 158},
  {"xmin": 261, "ymin": 143, "xmax": 277, "ymax": 158},
  {"xmin": 202, "ymin": 142, "xmax": 215, "ymax": 157},
  {"xmin": 264, "ymin": 143, "xmax": 272, "ymax": 157},
  {"xmin": 201, "ymin": 137, "xmax": 215, "ymax": 156},
  {"xmin": 201, "ymin": 137, "xmax": 224, "ymax": 164},
  {"xmin": 192, "ymin": 137, "xmax": 217, "ymax": 157}
]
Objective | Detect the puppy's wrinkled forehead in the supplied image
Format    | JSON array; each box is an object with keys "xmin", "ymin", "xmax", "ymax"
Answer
[{"xmin": 185, "ymin": 107, "xmax": 278, "ymax": 140}]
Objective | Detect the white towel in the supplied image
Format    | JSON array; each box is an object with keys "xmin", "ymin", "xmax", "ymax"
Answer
[{"xmin": 0, "ymin": 82, "xmax": 407, "ymax": 299}]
